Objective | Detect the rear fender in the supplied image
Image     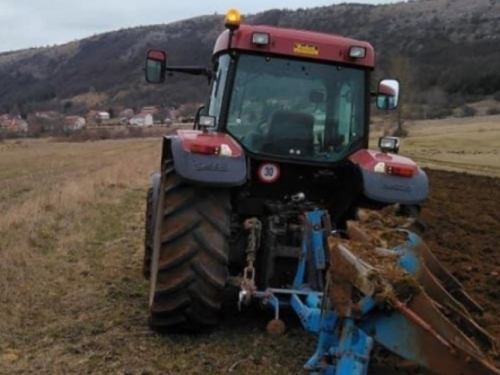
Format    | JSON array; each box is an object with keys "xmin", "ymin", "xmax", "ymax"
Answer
[
  {"xmin": 349, "ymin": 149, "xmax": 428, "ymax": 205},
  {"xmin": 162, "ymin": 130, "xmax": 247, "ymax": 187}
]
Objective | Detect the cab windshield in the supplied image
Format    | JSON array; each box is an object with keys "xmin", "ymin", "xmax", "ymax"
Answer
[{"xmin": 225, "ymin": 54, "xmax": 366, "ymax": 162}]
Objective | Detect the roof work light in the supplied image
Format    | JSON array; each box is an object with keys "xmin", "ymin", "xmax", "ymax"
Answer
[
  {"xmin": 349, "ymin": 46, "xmax": 367, "ymax": 59},
  {"xmin": 252, "ymin": 32, "xmax": 270, "ymax": 46},
  {"xmin": 225, "ymin": 9, "xmax": 242, "ymax": 30}
]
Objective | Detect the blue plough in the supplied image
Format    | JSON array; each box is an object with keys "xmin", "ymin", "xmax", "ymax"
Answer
[{"xmin": 240, "ymin": 209, "xmax": 500, "ymax": 375}]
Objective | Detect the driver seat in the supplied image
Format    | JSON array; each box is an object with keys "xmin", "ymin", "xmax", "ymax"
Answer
[{"xmin": 261, "ymin": 110, "xmax": 315, "ymax": 157}]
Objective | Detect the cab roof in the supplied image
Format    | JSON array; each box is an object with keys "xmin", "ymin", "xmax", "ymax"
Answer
[{"xmin": 213, "ymin": 25, "xmax": 375, "ymax": 69}]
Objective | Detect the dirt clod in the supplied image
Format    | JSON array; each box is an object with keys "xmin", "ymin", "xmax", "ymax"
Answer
[
  {"xmin": 266, "ymin": 319, "xmax": 286, "ymax": 337},
  {"xmin": 0, "ymin": 353, "xmax": 19, "ymax": 364}
]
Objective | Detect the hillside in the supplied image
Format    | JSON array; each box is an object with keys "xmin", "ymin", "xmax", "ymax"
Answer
[{"xmin": 1, "ymin": 0, "xmax": 500, "ymax": 115}]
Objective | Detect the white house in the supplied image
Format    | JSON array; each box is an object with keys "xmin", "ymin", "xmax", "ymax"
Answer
[
  {"xmin": 130, "ymin": 113, "xmax": 153, "ymax": 127},
  {"xmin": 96, "ymin": 112, "xmax": 111, "ymax": 121},
  {"xmin": 65, "ymin": 116, "xmax": 86, "ymax": 131}
]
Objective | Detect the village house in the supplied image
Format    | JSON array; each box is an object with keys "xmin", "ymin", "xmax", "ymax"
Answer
[
  {"xmin": 167, "ymin": 108, "xmax": 180, "ymax": 122},
  {"xmin": 65, "ymin": 116, "xmax": 86, "ymax": 131},
  {"xmin": 86, "ymin": 110, "xmax": 111, "ymax": 125},
  {"xmin": 120, "ymin": 108, "xmax": 135, "ymax": 119},
  {"xmin": 140, "ymin": 106, "xmax": 159, "ymax": 116},
  {"xmin": 0, "ymin": 114, "xmax": 28, "ymax": 134},
  {"xmin": 34, "ymin": 111, "xmax": 60, "ymax": 120},
  {"xmin": 96, "ymin": 111, "xmax": 111, "ymax": 121},
  {"xmin": 119, "ymin": 108, "xmax": 135, "ymax": 125},
  {"xmin": 130, "ymin": 113, "xmax": 153, "ymax": 127}
]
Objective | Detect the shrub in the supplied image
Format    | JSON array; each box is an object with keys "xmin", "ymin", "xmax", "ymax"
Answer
[
  {"xmin": 459, "ymin": 105, "xmax": 477, "ymax": 118},
  {"xmin": 53, "ymin": 125, "xmax": 175, "ymax": 142},
  {"xmin": 95, "ymin": 128, "xmax": 112, "ymax": 140},
  {"xmin": 127, "ymin": 127, "xmax": 144, "ymax": 138},
  {"xmin": 427, "ymin": 106, "xmax": 453, "ymax": 119},
  {"xmin": 392, "ymin": 126, "xmax": 409, "ymax": 137},
  {"xmin": 486, "ymin": 107, "xmax": 500, "ymax": 115}
]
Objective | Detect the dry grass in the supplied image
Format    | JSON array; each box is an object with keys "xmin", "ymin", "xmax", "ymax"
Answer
[
  {"xmin": 371, "ymin": 115, "xmax": 500, "ymax": 177},
  {"xmin": 0, "ymin": 138, "xmax": 158, "ymax": 373},
  {"xmin": 56, "ymin": 126, "xmax": 176, "ymax": 142},
  {"xmin": 0, "ymin": 138, "xmax": 314, "ymax": 375}
]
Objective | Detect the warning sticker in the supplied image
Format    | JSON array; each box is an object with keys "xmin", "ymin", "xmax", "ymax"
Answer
[
  {"xmin": 258, "ymin": 163, "xmax": 280, "ymax": 183},
  {"xmin": 293, "ymin": 43, "xmax": 319, "ymax": 56}
]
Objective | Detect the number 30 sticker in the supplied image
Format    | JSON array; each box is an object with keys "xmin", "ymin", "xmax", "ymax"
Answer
[{"xmin": 258, "ymin": 163, "xmax": 280, "ymax": 183}]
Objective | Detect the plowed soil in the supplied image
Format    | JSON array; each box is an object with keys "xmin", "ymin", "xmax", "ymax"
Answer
[
  {"xmin": 422, "ymin": 169, "xmax": 500, "ymax": 344},
  {"xmin": 370, "ymin": 169, "xmax": 500, "ymax": 375}
]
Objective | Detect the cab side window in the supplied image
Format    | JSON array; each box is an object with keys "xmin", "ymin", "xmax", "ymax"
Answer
[
  {"xmin": 338, "ymin": 83, "xmax": 354, "ymax": 145},
  {"xmin": 208, "ymin": 55, "xmax": 230, "ymax": 126}
]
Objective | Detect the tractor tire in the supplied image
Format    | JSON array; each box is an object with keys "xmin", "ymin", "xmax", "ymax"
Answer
[
  {"xmin": 148, "ymin": 161, "xmax": 231, "ymax": 332},
  {"xmin": 142, "ymin": 187, "xmax": 154, "ymax": 279}
]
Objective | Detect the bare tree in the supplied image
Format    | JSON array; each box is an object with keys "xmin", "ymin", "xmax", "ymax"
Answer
[{"xmin": 389, "ymin": 55, "xmax": 415, "ymax": 136}]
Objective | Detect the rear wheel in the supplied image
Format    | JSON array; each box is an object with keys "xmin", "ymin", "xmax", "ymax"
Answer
[{"xmin": 148, "ymin": 161, "xmax": 231, "ymax": 332}]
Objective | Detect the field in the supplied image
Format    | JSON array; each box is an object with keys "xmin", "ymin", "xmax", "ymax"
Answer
[
  {"xmin": 1, "ymin": 116, "xmax": 500, "ymax": 374},
  {"xmin": 371, "ymin": 114, "xmax": 500, "ymax": 177}
]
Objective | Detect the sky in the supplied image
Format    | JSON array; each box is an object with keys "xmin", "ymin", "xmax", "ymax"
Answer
[{"xmin": 0, "ymin": 0, "xmax": 398, "ymax": 52}]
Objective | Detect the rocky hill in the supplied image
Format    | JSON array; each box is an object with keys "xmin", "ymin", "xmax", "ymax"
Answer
[{"xmin": 1, "ymin": 0, "xmax": 500, "ymax": 115}]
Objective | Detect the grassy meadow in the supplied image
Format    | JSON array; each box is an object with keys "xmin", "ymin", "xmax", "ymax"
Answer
[
  {"xmin": 0, "ymin": 138, "xmax": 314, "ymax": 375},
  {"xmin": 371, "ymin": 115, "xmax": 500, "ymax": 177}
]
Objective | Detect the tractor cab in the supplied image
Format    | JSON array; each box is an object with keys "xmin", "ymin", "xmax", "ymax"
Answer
[
  {"xmin": 219, "ymin": 52, "xmax": 365, "ymax": 163},
  {"xmin": 145, "ymin": 10, "xmax": 400, "ymax": 166},
  {"xmin": 144, "ymin": 8, "xmax": 425, "ymax": 223}
]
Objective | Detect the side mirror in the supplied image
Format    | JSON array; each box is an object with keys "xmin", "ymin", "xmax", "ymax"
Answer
[
  {"xmin": 145, "ymin": 50, "xmax": 167, "ymax": 84},
  {"xmin": 376, "ymin": 79, "xmax": 400, "ymax": 111}
]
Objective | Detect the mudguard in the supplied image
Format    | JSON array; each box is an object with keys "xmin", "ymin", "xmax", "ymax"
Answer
[
  {"xmin": 166, "ymin": 130, "xmax": 247, "ymax": 187},
  {"xmin": 349, "ymin": 149, "xmax": 428, "ymax": 205}
]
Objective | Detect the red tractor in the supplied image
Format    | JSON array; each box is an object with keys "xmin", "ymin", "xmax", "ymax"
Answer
[{"xmin": 142, "ymin": 10, "xmax": 500, "ymax": 375}]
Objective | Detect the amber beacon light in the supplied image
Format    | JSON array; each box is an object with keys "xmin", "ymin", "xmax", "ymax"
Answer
[{"xmin": 225, "ymin": 8, "xmax": 242, "ymax": 30}]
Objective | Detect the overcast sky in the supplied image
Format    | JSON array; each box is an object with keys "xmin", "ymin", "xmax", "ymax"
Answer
[{"xmin": 0, "ymin": 0, "xmax": 399, "ymax": 52}]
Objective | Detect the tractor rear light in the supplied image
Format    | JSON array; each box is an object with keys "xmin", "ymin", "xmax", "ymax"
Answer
[
  {"xmin": 349, "ymin": 46, "xmax": 367, "ymax": 59},
  {"xmin": 252, "ymin": 32, "xmax": 270, "ymax": 46},
  {"xmin": 190, "ymin": 143, "xmax": 219, "ymax": 155},
  {"xmin": 386, "ymin": 165, "xmax": 415, "ymax": 178}
]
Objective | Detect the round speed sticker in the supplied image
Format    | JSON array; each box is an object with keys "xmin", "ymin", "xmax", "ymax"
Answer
[{"xmin": 258, "ymin": 163, "xmax": 280, "ymax": 183}]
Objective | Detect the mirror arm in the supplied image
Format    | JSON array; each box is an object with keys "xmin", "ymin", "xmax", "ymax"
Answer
[
  {"xmin": 167, "ymin": 66, "xmax": 212, "ymax": 79},
  {"xmin": 193, "ymin": 106, "xmax": 206, "ymax": 130}
]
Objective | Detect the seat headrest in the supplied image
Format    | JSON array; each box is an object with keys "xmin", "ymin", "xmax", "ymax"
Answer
[
  {"xmin": 262, "ymin": 110, "xmax": 315, "ymax": 156},
  {"xmin": 267, "ymin": 110, "xmax": 315, "ymax": 138}
]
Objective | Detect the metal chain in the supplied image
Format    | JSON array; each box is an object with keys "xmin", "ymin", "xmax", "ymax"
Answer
[{"xmin": 238, "ymin": 218, "xmax": 262, "ymax": 309}]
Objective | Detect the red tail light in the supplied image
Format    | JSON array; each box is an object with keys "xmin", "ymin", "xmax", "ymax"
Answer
[
  {"xmin": 190, "ymin": 143, "xmax": 219, "ymax": 155},
  {"xmin": 387, "ymin": 165, "xmax": 415, "ymax": 178}
]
